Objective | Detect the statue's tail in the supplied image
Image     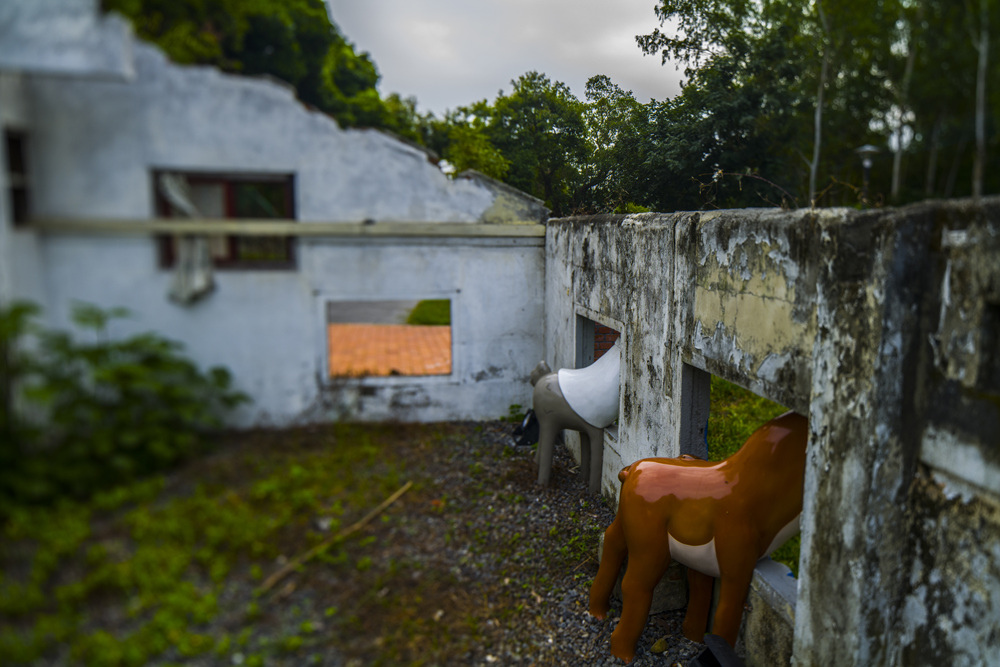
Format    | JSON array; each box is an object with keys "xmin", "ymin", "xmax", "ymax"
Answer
[
  {"xmin": 618, "ymin": 465, "xmax": 632, "ymax": 484},
  {"xmin": 529, "ymin": 360, "xmax": 552, "ymax": 386}
]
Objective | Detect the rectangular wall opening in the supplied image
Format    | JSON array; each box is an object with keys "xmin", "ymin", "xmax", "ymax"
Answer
[
  {"xmin": 154, "ymin": 171, "xmax": 296, "ymax": 269},
  {"xmin": 327, "ymin": 299, "xmax": 452, "ymax": 377},
  {"xmin": 575, "ymin": 315, "xmax": 621, "ymax": 440},
  {"xmin": 707, "ymin": 374, "xmax": 799, "ymax": 576},
  {"xmin": 574, "ymin": 316, "xmax": 621, "ymax": 368}
]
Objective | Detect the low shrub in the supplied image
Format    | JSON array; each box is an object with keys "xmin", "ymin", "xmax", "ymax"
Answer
[
  {"xmin": 0, "ymin": 301, "xmax": 248, "ymax": 509},
  {"xmin": 405, "ymin": 299, "xmax": 451, "ymax": 326}
]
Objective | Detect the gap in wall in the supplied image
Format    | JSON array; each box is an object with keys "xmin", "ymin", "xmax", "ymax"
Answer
[
  {"xmin": 576, "ymin": 315, "xmax": 621, "ymax": 441},
  {"xmin": 327, "ymin": 299, "xmax": 452, "ymax": 377},
  {"xmin": 707, "ymin": 374, "xmax": 800, "ymax": 576}
]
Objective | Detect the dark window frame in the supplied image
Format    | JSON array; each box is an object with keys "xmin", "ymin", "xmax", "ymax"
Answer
[
  {"xmin": 155, "ymin": 171, "xmax": 297, "ymax": 270},
  {"xmin": 5, "ymin": 129, "xmax": 30, "ymax": 226}
]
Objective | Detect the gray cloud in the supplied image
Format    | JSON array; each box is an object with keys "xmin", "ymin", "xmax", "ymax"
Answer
[{"xmin": 326, "ymin": 0, "xmax": 682, "ymax": 115}]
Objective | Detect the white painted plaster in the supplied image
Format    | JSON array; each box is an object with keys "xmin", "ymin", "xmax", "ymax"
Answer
[
  {"xmin": 0, "ymin": 0, "xmax": 133, "ymax": 79},
  {"xmin": 921, "ymin": 426, "xmax": 1000, "ymax": 496},
  {"xmin": 1, "ymin": 2, "xmax": 546, "ymax": 425}
]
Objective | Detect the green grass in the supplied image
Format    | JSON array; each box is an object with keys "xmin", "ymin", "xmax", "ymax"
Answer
[
  {"xmin": 707, "ymin": 376, "xmax": 788, "ymax": 461},
  {"xmin": 0, "ymin": 424, "xmax": 413, "ymax": 666},
  {"xmin": 405, "ymin": 299, "xmax": 451, "ymax": 326},
  {"xmin": 0, "ymin": 422, "xmax": 610, "ymax": 665},
  {"xmin": 708, "ymin": 376, "xmax": 801, "ymax": 576}
]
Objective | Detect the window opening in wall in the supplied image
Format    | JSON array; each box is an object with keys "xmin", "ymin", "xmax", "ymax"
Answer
[
  {"xmin": 155, "ymin": 172, "xmax": 295, "ymax": 269},
  {"xmin": 708, "ymin": 374, "xmax": 799, "ymax": 575},
  {"xmin": 977, "ymin": 301, "xmax": 1000, "ymax": 394},
  {"xmin": 576, "ymin": 315, "xmax": 621, "ymax": 440},
  {"xmin": 5, "ymin": 130, "xmax": 29, "ymax": 225},
  {"xmin": 327, "ymin": 300, "xmax": 452, "ymax": 377},
  {"xmin": 593, "ymin": 323, "xmax": 621, "ymax": 360}
]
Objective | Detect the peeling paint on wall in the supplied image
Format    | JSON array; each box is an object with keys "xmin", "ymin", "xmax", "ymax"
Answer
[{"xmin": 546, "ymin": 198, "xmax": 1000, "ymax": 667}]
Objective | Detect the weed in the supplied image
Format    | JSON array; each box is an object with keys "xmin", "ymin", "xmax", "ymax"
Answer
[
  {"xmin": 707, "ymin": 376, "xmax": 786, "ymax": 461},
  {"xmin": 0, "ymin": 301, "xmax": 247, "ymax": 509},
  {"xmin": 280, "ymin": 634, "xmax": 304, "ymax": 653},
  {"xmin": 406, "ymin": 300, "xmax": 451, "ymax": 326},
  {"xmin": 502, "ymin": 404, "xmax": 526, "ymax": 423}
]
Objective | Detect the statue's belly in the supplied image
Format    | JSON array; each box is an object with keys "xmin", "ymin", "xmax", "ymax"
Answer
[
  {"xmin": 668, "ymin": 534, "xmax": 720, "ymax": 578},
  {"xmin": 764, "ymin": 514, "xmax": 800, "ymax": 557}
]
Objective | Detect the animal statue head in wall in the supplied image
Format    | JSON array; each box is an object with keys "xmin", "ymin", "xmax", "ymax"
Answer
[
  {"xmin": 589, "ymin": 411, "xmax": 808, "ymax": 663},
  {"xmin": 524, "ymin": 339, "xmax": 621, "ymax": 495}
]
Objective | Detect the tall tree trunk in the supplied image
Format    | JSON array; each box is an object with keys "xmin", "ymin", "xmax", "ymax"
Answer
[
  {"xmin": 810, "ymin": 1, "xmax": 830, "ymax": 207},
  {"xmin": 891, "ymin": 13, "xmax": 918, "ymax": 201},
  {"xmin": 972, "ymin": 0, "xmax": 989, "ymax": 199},
  {"xmin": 945, "ymin": 135, "xmax": 968, "ymax": 198},
  {"xmin": 925, "ymin": 115, "xmax": 943, "ymax": 196}
]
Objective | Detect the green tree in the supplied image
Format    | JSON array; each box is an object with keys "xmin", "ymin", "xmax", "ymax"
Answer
[
  {"xmin": 637, "ymin": 0, "xmax": 999, "ymax": 207},
  {"xmin": 432, "ymin": 107, "xmax": 511, "ymax": 180},
  {"xmin": 483, "ymin": 72, "xmax": 590, "ymax": 216},
  {"xmin": 581, "ymin": 75, "xmax": 651, "ymax": 212},
  {"xmin": 102, "ymin": 0, "xmax": 425, "ymax": 137},
  {"xmin": 636, "ymin": 19, "xmax": 809, "ymax": 211}
]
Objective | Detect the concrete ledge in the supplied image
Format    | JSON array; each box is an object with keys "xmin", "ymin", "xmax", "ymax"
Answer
[
  {"xmin": 739, "ymin": 559, "xmax": 797, "ymax": 666},
  {"xmin": 32, "ymin": 218, "xmax": 547, "ymax": 238}
]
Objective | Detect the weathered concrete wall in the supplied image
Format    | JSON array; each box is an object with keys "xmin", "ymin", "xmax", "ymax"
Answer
[
  {"xmin": 0, "ymin": 1, "xmax": 547, "ymax": 426},
  {"xmin": 0, "ymin": 0, "xmax": 133, "ymax": 79},
  {"xmin": 544, "ymin": 214, "xmax": 679, "ymax": 496},
  {"xmin": 738, "ymin": 559, "xmax": 796, "ymax": 667},
  {"xmin": 795, "ymin": 200, "xmax": 1000, "ymax": 666},
  {"xmin": 546, "ymin": 198, "xmax": 1000, "ymax": 666},
  {"xmin": 546, "ymin": 208, "xmax": 820, "ymax": 490},
  {"xmin": 675, "ymin": 208, "xmax": 820, "ymax": 415}
]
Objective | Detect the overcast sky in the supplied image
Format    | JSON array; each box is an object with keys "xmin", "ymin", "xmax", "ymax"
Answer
[{"xmin": 325, "ymin": 0, "xmax": 683, "ymax": 116}]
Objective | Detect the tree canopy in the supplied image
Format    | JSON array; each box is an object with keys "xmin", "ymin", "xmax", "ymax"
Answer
[
  {"xmin": 637, "ymin": 0, "xmax": 1000, "ymax": 207},
  {"xmin": 103, "ymin": 0, "xmax": 999, "ymax": 213},
  {"xmin": 101, "ymin": 0, "xmax": 425, "ymax": 140}
]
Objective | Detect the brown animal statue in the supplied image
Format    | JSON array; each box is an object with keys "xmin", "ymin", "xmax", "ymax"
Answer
[{"xmin": 588, "ymin": 411, "xmax": 808, "ymax": 663}]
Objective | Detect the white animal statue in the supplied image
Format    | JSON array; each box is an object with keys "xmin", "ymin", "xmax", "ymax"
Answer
[{"xmin": 526, "ymin": 339, "xmax": 620, "ymax": 494}]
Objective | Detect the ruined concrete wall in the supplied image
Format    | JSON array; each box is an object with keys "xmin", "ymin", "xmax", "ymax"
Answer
[
  {"xmin": 674, "ymin": 208, "xmax": 821, "ymax": 415},
  {"xmin": 901, "ymin": 207, "xmax": 1000, "ymax": 666},
  {"xmin": 794, "ymin": 199, "xmax": 1000, "ymax": 666},
  {"xmin": 544, "ymin": 214, "xmax": 680, "ymax": 496},
  {"xmin": 546, "ymin": 198, "xmax": 1000, "ymax": 666},
  {"xmin": 546, "ymin": 208, "xmax": 821, "ymax": 490},
  {"xmin": 0, "ymin": 0, "xmax": 133, "ymax": 79},
  {"xmin": 305, "ymin": 236, "xmax": 545, "ymax": 423},
  {"xmin": 0, "ymin": 2, "xmax": 546, "ymax": 426}
]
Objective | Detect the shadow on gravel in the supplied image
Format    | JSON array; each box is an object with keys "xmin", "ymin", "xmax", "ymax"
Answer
[{"xmin": 1, "ymin": 422, "xmax": 703, "ymax": 666}]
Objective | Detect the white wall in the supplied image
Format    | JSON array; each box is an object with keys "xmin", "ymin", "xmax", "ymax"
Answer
[{"xmin": 0, "ymin": 2, "xmax": 546, "ymax": 426}]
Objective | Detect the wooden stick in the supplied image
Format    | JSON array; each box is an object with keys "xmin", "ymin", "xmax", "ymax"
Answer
[{"xmin": 258, "ymin": 480, "xmax": 413, "ymax": 594}]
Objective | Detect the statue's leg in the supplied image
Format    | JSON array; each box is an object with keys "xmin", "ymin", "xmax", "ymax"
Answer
[
  {"xmin": 579, "ymin": 431, "xmax": 592, "ymax": 486},
  {"xmin": 683, "ymin": 569, "xmax": 714, "ymax": 642},
  {"xmin": 711, "ymin": 562, "xmax": 754, "ymax": 647},
  {"xmin": 609, "ymin": 532, "xmax": 671, "ymax": 664},
  {"xmin": 589, "ymin": 516, "xmax": 626, "ymax": 618},
  {"xmin": 710, "ymin": 526, "xmax": 756, "ymax": 646},
  {"xmin": 536, "ymin": 420, "xmax": 558, "ymax": 486},
  {"xmin": 586, "ymin": 426, "xmax": 605, "ymax": 495}
]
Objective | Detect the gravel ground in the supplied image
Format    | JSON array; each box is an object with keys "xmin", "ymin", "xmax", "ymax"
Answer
[
  {"xmin": 286, "ymin": 420, "xmax": 707, "ymax": 667},
  {"xmin": 375, "ymin": 421, "xmax": 706, "ymax": 667},
  {"xmin": 217, "ymin": 421, "xmax": 706, "ymax": 666},
  {"xmin": 19, "ymin": 421, "xmax": 707, "ymax": 666}
]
